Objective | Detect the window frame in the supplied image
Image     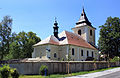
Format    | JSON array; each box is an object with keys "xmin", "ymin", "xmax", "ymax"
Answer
[
  {"xmin": 78, "ymin": 29, "xmax": 81, "ymax": 35},
  {"xmin": 90, "ymin": 30, "xmax": 92, "ymax": 36},
  {"xmin": 72, "ymin": 48, "xmax": 75, "ymax": 55},
  {"xmin": 81, "ymin": 49, "xmax": 84, "ymax": 56},
  {"xmin": 54, "ymin": 53, "xmax": 57, "ymax": 58},
  {"xmin": 87, "ymin": 50, "xmax": 89, "ymax": 57},
  {"xmin": 92, "ymin": 51, "xmax": 94, "ymax": 57}
]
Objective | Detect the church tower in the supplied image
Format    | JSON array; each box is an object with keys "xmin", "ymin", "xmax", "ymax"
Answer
[
  {"xmin": 72, "ymin": 8, "xmax": 96, "ymax": 46},
  {"xmin": 53, "ymin": 18, "xmax": 59, "ymax": 38}
]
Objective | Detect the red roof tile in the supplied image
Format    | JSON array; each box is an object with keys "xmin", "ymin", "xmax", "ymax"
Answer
[
  {"xmin": 34, "ymin": 31, "xmax": 97, "ymax": 50},
  {"xmin": 61, "ymin": 31, "xmax": 97, "ymax": 50}
]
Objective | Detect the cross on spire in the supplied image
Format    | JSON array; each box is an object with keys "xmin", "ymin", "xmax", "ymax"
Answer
[
  {"xmin": 54, "ymin": 17, "xmax": 58, "ymax": 26},
  {"xmin": 55, "ymin": 17, "xmax": 57, "ymax": 22},
  {"xmin": 82, "ymin": 0, "xmax": 84, "ymax": 9}
]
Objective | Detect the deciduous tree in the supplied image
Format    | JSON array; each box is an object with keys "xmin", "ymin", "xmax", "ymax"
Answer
[
  {"xmin": 98, "ymin": 17, "xmax": 120, "ymax": 58},
  {"xmin": 0, "ymin": 16, "xmax": 12, "ymax": 60},
  {"xmin": 9, "ymin": 31, "xmax": 41, "ymax": 59}
]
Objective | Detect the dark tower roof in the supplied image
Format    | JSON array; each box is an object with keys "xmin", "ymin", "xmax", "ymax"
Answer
[
  {"xmin": 54, "ymin": 17, "xmax": 59, "ymax": 28},
  {"xmin": 76, "ymin": 8, "xmax": 92, "ymax": 26},
  {"xmin": 53, "ymin": 18, "xmax": 59, "ymax": 39}
]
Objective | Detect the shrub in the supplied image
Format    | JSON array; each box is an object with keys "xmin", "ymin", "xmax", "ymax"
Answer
[
  {"xmin": 0, "ymin": 64, "xmax": 10, "ymax": 78},
  {"xmin": 10, "ymin": 68, "xmax": 19, "ymax": 78},
  {"xmin": 39, "ymin": 65, "xmax": 48, "ymax": 75},
  {"xmin": 110, "ymin": 56, "xmax": 120, "ymax": 62}
]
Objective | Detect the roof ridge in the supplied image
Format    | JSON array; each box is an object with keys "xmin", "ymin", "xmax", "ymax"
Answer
[
  {"xmin": 48, "ymin": 35, "xmax": 52, "ymax": 42},
  {"xmin": 64, "ymin": 31, "xmax": 69, "ymax": 44}
]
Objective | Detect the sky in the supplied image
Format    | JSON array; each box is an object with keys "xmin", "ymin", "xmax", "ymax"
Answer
[{"xmin": 0, "ymin": 0, "xmax": 120, "ymax": 45}]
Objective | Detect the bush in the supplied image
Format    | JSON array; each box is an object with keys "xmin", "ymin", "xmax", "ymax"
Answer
[
  {"xmin": 0, "ymin": 64, "xmax": 19, "ymax": 78},
  {"xmin": 110, "ymin": 56, "xmax": 120, "ymax": 62},
  {"xmin": 0, "ymin": 64, "xmax": 10, "ymax": 78},
  {"xmin": 10, "ymin": 68, "xmax": 19, "ymax": 78},
  {"xmin": 39, "ymin": 65, "xmax": 48, "ymax": 75}
]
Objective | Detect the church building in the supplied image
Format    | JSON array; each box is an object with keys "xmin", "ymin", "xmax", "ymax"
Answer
[{"xmin": 32, "ymin": 8, "xmax": 99, "ymax": 61}]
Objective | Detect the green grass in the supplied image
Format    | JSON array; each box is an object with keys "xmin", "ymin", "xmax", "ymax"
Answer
[{"xmin": 19, "ymin": 67, "xmax": 119, "ymax": 78}]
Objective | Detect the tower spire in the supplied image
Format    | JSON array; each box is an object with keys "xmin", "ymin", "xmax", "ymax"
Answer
[
  {"xmin": 53, "ymin": 17, "xmax": 59, "ymax": 38},
  {"xmin": 76, "ymin": 7, "xmax": 92, "ymax": 27}
]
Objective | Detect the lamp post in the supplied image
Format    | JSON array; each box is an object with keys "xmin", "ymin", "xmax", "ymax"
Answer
[
  {"xmin": 118, "ymin": 57, "xmax": 119, "ymax": 66},
  {"xmin": 99, "ymin": 51, "xmax": 101, "ymax": 61},
  {"xmin": 107, "ymin": 52, "xmax": 110, "ymax": 68},
  {"xmin": 66, "ymin": 55, "xmax": 69, "ymax": 75}
]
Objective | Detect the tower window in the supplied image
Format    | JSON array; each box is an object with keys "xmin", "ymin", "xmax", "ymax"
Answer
[
  {"xmin": 87, "ymin": 51, "xmax": 89, "ymax": 57},
  {"xmin": 54, "ymin": 53, "xmax": 57, "ymax": 58},
  {"xmin": 78, "ymin": 30, "xmax": 81, "ymax": 35},
  {"xmin": 72, "ymin": 48, "xmax": 74, "ymax": 55},
  {"xmin": 54, "ymin": 29, "xmax": 58, "ymax": 32},
  {"xmin": 81, "ymin": 50, "xmax": 83, "ymax": 56},
  {"xmin": 90, "ymin": 30, "xmax": 92, "ymax": 36}
]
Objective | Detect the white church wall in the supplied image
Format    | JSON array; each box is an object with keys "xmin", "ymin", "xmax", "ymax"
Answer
[
  {"xmin": 49, "ymin": 45, "xmax": 59, "ymax": 60},
  {"xmin": 32, "ymin": 45, "xmax": 47, "ymax": 58},
  {"xmin": 58, "ymin": 45, "xmax": 68, "ymax": 61},
  {"xmin": 67, "ymin": 45, "xmax": 98, "ymax": 61}
]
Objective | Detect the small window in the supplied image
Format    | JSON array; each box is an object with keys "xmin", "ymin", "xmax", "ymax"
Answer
[
  {"xmin": 72, "ymin": 48, "xmax": 74, "ymax": 55},
  {"xmin": 90, "ymin": 30, "xmax": 92, "ymax": 36},
  {"xmin": 78, "ymin": 30, "xmax": 81, "ymax": 35},
  {"xmin": 54, "ymin": 53, "xmax": 57, "ymax": 58},
  {"xmin": 87, "ymin": 51, "xmax": 89, "ymax": 57},
  {"xmin": 81, "ymin": 50, "xmax": 83, "ymax": 56},
  {"xmin": 81, "ymin": 13, "xmax": 83, "ymax": 16},
  {"xmin": 55, "ymin": 29, "xmax": 58, "ymax": 32},
  {"xmin": 92, "ymin": 51, "xmax": 94, "ymax": 57}
]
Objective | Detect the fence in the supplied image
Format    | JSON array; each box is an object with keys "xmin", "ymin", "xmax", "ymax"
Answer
[{"xmin": 1, "ymin": 61, "xmax": 117, "ymax": 75}]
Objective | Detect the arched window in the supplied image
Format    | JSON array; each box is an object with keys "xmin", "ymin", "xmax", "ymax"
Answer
[
  {"xmin": 87, "ymin": 51, "xmax": 89, "ymax": 57},
  {"xmin": 81, "ymin": 50, "xmax": 83, "ymax": 56},
  {"xmin": 78, "ymin": 30, "xmax": 81, "ymax": 35},
  {"xmin": 54, "ymin": 53, "xmax": 57, "ymax": 58},
  {"xmin": 90, "ymin": 30, "xmax": 92, "ymax": 36},
  {"xmin": 72, "ymin": 48, "xmax": 74, "ymax": 55},
  {"xmin": 92, "ymin": 51, "xmax": 94, "ymax": 57}
]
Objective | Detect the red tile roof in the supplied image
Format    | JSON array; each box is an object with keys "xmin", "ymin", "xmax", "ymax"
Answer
[
  {"xmin": 63, "ymin": 31, "xmax": 97, "ymax": 50},
  {"xmin": 34, "ymin": 31, "xmax": 97, "ymax": 50}
]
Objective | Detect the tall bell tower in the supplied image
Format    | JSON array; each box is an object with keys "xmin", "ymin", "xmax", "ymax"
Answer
[{"xmin": 72, "ymin": 8, "xmax": 96, "ymax": 46}]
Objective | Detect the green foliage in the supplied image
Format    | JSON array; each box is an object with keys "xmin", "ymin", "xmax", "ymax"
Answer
[
  {"xmin": 0, "ymin": 16, "xmax": 12, "ymax": 60},
  {"xmin": 110, "ymin": 56, "xmax": 120, "ymax": 62},
  {"xmin": 0, "ymin": 64, "xmax": 19, "ymax": 78},
  {"xmin": 39, "ymin": 65, "xmax": 48, "ymax": 75},
  {"xmin": 11, "ymin": 69, "xmax": 19, "ymax": 78},
  {"xmin": 0, "ymin": 16, "xmax": 40, "ymax": 60},
  {"xmin": 6, "ymin": 31, "xmax": 41, "ymax": 59},
  {"xmin": 98, "ymin": 17, "xmax": 120, "ymax": 58},
  {"xmin": 0, "ymin": 64, "xmax": 11, "ymax": 78}
]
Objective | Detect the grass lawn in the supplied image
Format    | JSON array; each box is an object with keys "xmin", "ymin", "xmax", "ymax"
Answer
[{"xmin": 20, "ymin": 67, "xmax": 119, "ymax": 78}]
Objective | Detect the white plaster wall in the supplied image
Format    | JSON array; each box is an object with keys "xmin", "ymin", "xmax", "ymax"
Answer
[{"xmin": 32, "ymin": 44, "xmax": 98, "ymax": 61}]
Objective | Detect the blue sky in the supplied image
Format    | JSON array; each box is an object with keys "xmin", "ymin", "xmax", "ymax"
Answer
[{"xmin": 0, "ymin": 0, "xmax": 120, "ymax": 45}]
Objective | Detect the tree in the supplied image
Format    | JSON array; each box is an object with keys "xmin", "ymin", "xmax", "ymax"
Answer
[
  {"xmin": 9, "ymin": 31, "xmax": 41, "ymax": 59},
  {"xmin": 0, "ymin": 16, "xmax": 12, "ymax": 60},
  {"xmin": 98, "ymin": 17, "xmax": 120, "ymax": 58}
]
